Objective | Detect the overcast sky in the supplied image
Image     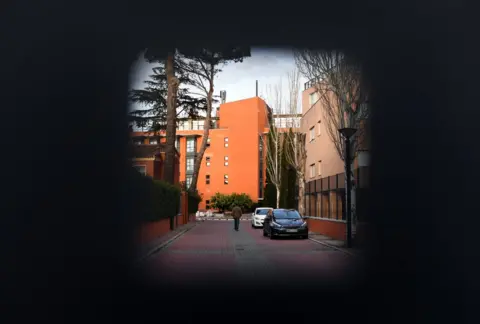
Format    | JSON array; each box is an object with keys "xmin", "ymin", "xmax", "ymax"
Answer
[{"xmin": 128, "ymin": 47, "xmax": 308, "ymax": 114}]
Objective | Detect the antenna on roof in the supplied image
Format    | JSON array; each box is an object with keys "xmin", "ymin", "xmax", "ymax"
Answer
[{"xmin": 220, "ymin": 90, "xmax": 226, "ymax": 104}]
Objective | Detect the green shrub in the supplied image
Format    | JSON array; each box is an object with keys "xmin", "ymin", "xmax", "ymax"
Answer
[
  {"xmin": 210, "ymin": 192, "xmax": 231, "ymax": 212},
  {"xmin": 188, "ymin": 190, "xmax": 202, "ymax": 214},
  {"xmin": 129, "ymin": 168, "xmax": 181, "ymax": 222},
  {"xmin": 210, "ymin": 192, "xmax": 253, "ymax": 212},
  {"xmin": 230, "ymin": 192, "xmax": 253, "ymax": 210}
]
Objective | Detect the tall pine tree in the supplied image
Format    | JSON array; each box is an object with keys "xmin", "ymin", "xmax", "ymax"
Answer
[
  {"xmin": 129, "ymin": 59, "xmax": 207, "ymax": 133},
  {"xmin": 176, "ymin": 46, "xmax": 250, "ymax": 193}
]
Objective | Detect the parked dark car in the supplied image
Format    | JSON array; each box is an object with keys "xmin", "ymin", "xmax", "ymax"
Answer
[{"xmin": 263, "ymin": 209, "xmax": 308, "ymax": 239}]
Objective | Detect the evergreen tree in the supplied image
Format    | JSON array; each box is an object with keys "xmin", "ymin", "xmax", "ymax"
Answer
[
  {"xmin": 287, "ymin": 167, "xmax": 297, "ymax": 209},
  {"xmin": 279, "ymin": 134, "xmax": 290, "ymax": 208},
  {"xmin": 263, "ymin": 163, "xmax": 277, "ymax": 209},
  {"xmin": 129, "ymin": 60, "xmax": 207, "ymax": 132},
  {"xmin": 176, "ymin": 47, "xmax": 250, "ymax": 193}
]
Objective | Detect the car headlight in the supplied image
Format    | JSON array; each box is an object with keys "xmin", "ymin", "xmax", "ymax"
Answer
[
  {"xmin": 300, "ymin": 221, "xmax": 307, "ymax": 228},
  {"xmin": 271, "ymin": 221, "xmax": 282, "ymax": 228}
]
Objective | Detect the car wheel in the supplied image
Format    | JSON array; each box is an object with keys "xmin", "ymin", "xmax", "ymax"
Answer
[
  {"xmin": 302, "ymin": 235, "xmax": 308, "ymax": 239},
  {"xmin": 251, "ymin": 223, "xmax": 254, "ymax": 228}
]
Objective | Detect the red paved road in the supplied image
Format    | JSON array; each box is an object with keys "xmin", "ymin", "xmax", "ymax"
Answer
[{"xmin": 138, "ymin": 220, "xmax": 364, "ymax": 289}]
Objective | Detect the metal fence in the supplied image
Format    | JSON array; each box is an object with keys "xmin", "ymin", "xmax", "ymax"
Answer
[{"xmin": 304, "ymin": 166, "xmax": 369, "ymax": 222}]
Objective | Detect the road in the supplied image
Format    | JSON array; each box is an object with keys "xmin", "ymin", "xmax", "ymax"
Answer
[{"xmin": 137, "ymin": 220, "xmax": 364, "ymax": 291}]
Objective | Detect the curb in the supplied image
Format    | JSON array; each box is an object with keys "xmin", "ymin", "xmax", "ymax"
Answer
[
  {"xmin": 308, "ymin": 237, "xmax": 357, "ymax": 257},
  {"xmin": 136, "ymin": 223, "xmax": 197, "ymax": 264}
]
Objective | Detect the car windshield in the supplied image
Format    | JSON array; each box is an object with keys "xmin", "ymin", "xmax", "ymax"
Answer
[
  {"xmin": 256, "ymin": 209, "xmax": 271, "ymax": 215},
  {"xmin": 274, "ymin": 210, "xmax": 301, "ymax": 219}
]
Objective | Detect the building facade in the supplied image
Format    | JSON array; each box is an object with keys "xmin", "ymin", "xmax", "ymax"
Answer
[
  {"xmin": 130, "ymin": 143, "xmax": 180, "ymax": 184},
  {"xmin": 300, "ymin": 79, "xmax": 370, "ymax": 243},
  {"xmin": 131, "ymin": 96, "xmax": 270, "ymax": 210}
]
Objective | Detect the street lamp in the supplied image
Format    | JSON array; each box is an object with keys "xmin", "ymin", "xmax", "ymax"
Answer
[{"xmin": 339, "ymin": 127, "xmax": 357, "ymax": 248}]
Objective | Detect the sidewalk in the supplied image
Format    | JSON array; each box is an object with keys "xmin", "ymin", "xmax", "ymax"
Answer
[
  {"xmin": 308, "ymin": 232, "xmax": 364, "ymax": 257},
  {"xmin": 137, "ymin": 221, "xmax": 197, "ymax": 262}
]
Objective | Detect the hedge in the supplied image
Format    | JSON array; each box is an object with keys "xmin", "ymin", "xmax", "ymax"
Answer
[
  {"xmin": 129, "ymin": 168, "xmax": 181, "ymax": 222},
  {"xmin": 188, "ymin": 190, "xmax": 202, "ymax": 214}
]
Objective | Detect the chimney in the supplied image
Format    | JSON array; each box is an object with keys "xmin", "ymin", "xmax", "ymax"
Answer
[
  {"xmin": 220, "ymin": 90, "xmax": 226, "ymax": 104},
  {"xmin": 256, "ymin": 80, "xmax": 258, "ymax": 97}
]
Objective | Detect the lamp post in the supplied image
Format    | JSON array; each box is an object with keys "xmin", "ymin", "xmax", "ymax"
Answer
[{"xmin": 339, "ymin": 127, "xmax": 357, "ymax": 248}]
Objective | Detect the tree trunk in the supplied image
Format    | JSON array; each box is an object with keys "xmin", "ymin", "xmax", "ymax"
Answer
[
  {"xmin": 188, "ymin": 81, "xmax": 213, "ymax": 192},
  {"xmin": 164, "ymin": 51, "xmax": 178, "ymax": 184},
  {"xmin": 297, "ymin": 174, "xmax": 305, "ymax": 216},
  {"xmin": 276, "ymin": 187, "xmax": 280, "ymax": 209}
]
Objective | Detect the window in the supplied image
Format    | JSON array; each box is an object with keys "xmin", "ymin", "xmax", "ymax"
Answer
[
  {"xmin": 309, "ymin": 127, "xmax": 315, "ymax": 142},
  {"xmin": 178, "ymin": 120, "xmax": 187, "ymax": 131},
  {"xmin": 186, "ymin": 157, "xmax": 194, "ymax": 172},
  {"xmin": 134, "ymin": 140, "xmax": 143, "ymax": 145},
  {"xmin": 186, "ymin": 176, "xmax": 192, "ymax": 188},
  {"xmin": 192, "ymin": 120, "xmax": 204, "ymax": 130},
  {"xmin": 310, "ymin": 164, "xmax": 315, "ymax": 178},
  {"xmin": 206, "ymin": 137, "xmax": 211, "ymax": 147},
  {"xmin": 224, "ymin": 137, "xmax": 229, "ymax": 142},
  {"xmin": 224, "ymin": 161, "xmax": 229, "ymax": 166},
  {"xmin": 317, "ymin": 121, "xmax": 321, "ymax": 136},
  {"xmin": 205, "ymin": 156, "xmax": 211, "ymax": 167},
  {"xmin": 134, "ymin": 165, "xmax": 146, "ymax": 175},
  {"xmin": 224, "ymin": 156, "xmax": 229, "ymax": 161},
  {"xmin": 224, "ymin": 174, "xmax": 229, "ymax": 185},
  {"xmin": 149, "ymin": 138, "xmax": 158, "ymax": 145},
  {"xmin": 224, "ymin": 137, "xmax": 229, "ymax": 148},
  {"xmin": 309, "ymin": 92, "xmax": 318, "ymax": 106},
  {"xmin": 206, "ymin": 200, "xmax": 210, "ymax": 210},
  {"xmin": 206, "ymin": 174, "xmax": 210, "ymax": 185},
  {"xmin": 186, "ymin": 137, "xmax": 195, "ymax": 153},
  {"xmin": 318, "ymin": 160, "xmax": 322, "ymax": 176}
]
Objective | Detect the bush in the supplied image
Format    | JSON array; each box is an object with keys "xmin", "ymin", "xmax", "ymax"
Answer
[
  {"xmin": 210, "ymin": 193, "xmax": 231, "ymax": 212},
  {"xmin": 188, "ymin": 190, "xmax": 202, "ymax": 214},
  {"xmin": 129, "ymin": 168, "xmax": 181, "ymax": 222},
  {"xmin": 230, "ymin": 192, "xmax": 253, "ymax": 211},
  {"xmin": 210, "ymin": 192, "xmax": 253, "ymax": 212}
]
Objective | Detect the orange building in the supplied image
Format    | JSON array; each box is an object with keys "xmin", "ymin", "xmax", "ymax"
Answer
[
  {"xmin": 131, "ymin": 96, "xmax": 271, "ymax": 210},
  {"xmin": 129, "ymin": 143, "xmax": 180, "ymax": 184}
]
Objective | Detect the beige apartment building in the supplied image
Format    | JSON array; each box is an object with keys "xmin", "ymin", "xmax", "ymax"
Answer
[
  {"xmin": 301, "ymin": 85, "xmax": 344, "ymax": 183},
  {"xmin": 300, "ymin": 79, "xmax": 370, "ymax": 244}
]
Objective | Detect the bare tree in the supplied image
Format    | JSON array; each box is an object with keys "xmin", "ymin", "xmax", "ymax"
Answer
[
  {"xmin": 283, "ymin": 69, "xmax": 307, "ymax": 215},
  {"xmin": 294, "ymin": 49, "xmax": 369, "ymax": 230},
  {"xmin": 261, "ymin": 82, "xmax": 285, "ymax": 208},
  {"xmin": 293, "ymin": 50, "xmax": 369, "ymax": 159}
]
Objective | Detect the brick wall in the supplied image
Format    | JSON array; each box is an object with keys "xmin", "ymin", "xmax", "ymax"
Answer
[{"xmin": 307, "ymin": 218, "xmax": 346, "ymax": 241}]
